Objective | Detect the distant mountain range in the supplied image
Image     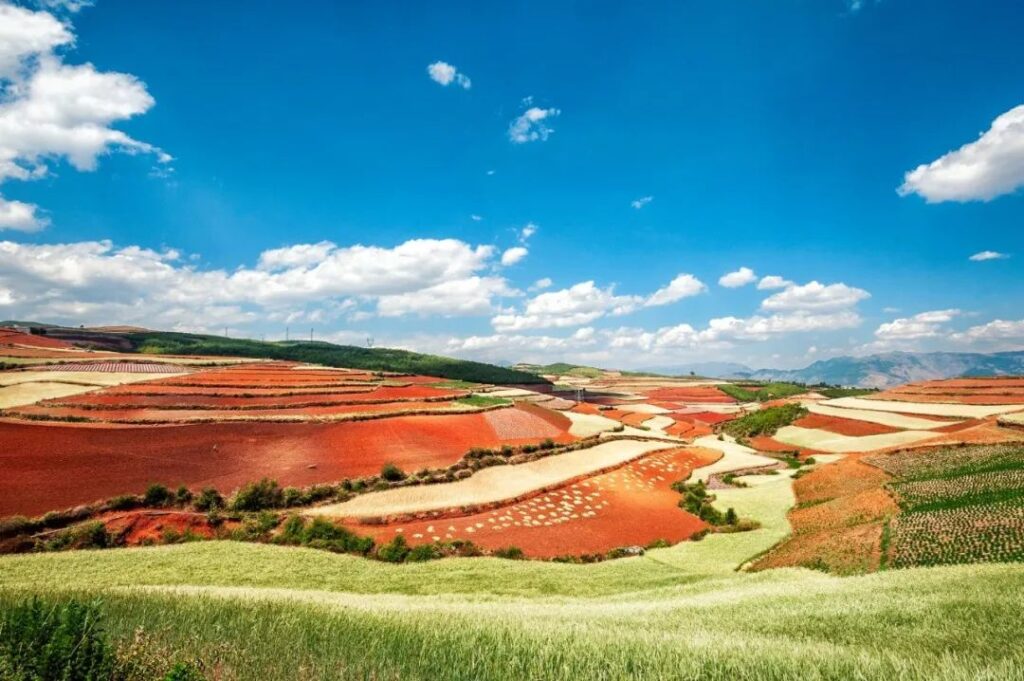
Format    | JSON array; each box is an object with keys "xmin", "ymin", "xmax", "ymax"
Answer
[{"xmin": 647, "ymin": 351, "xmax": 1024, "ymax": 388}]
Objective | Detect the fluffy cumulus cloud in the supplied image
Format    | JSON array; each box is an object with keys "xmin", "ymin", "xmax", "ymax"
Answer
[
  {"xmin": 719, "ymin": 266, "xmax": 756, "ymax": 288},
  {"xmin": 630, "ymin": 196, "xmax": 653, "ymax": 209},
  {"xmin": 492, "ymin": 273, "xmax": 706, "ymax": 332},
  {"xmin": 951, "ymin": 319, "xmax": 1024, "ymax": 347},
  {"xmin": 761, "ymin": 281, "xmax": 870, "ymax": 311},
  {"xmin": 645, "ymin": 274, "xmax": 706, "ymax": 307},
  {"xmin": 426, "ymin": 61, "xmax": 471, "ymax": 89},
  {"xmin": 508, "ymin": 106, "xmax": 560, "ymax": 144},
  {"xmin": 899, "ymin": 104, "xmax": 1024, "ymax": 202},
  {"xmin": 969, "ymin": 250, "xmax": 1010, "ymax": 262},
  {"xmin": 500, "ymin": 246, "xmax": 528, "ymax": 266},
  {"xmin": 0, "ymin": 237, "xmax": 517, "ymax": 328},
  {"xmin": 875, "ymin": 309, "xmax": 961, "ymax": 341},
  {"xmin": 0, "ymin": 2, "xmax": 169, "ymax": 230},
  {"xmin": 757, "ymin": 274, "xmax": 793, "ymax": 290}
]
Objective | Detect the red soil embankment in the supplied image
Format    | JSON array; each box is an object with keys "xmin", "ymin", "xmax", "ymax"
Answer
[
  {"xmin": 792, "ymin": 413, "xmax": 901, "ymax": 437},
  {"xmin": 349, "ymin": 447, "xmax": 720, "ymax": 558}
]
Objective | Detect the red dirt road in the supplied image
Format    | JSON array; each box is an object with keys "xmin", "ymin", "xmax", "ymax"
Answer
[
  {"xmin": 348, "ymin": 447, "xmax": 719, "ymax": 558},
  {"xmin": 0, "ymin": 405, "xmax": 573, "ymax": 518}
]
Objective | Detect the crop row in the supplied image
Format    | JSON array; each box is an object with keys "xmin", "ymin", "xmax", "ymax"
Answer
[
  {"xmin": 864, "ymin": 443, "xmax": 1024, "ymax": 480},
  {"xmin": 889, "ymin": 498, "xmax": 1024, "ymax": 567},
  {"xmin": 891, "ymin": 469, "xmax": 1024, "ymax": 510}
]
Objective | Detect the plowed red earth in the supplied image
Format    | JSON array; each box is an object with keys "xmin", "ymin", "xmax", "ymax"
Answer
[
  {"xmin": 0, "ymin": 405, "xmax": 574, "ymax": 518},
  {"xmin": 644, "ymin": 387, "xmax": 735, "ymax": 403},
  {"xmin": 0, "ymin": 329, "xmax": 75, "ymax": 349},
  {"xmin": 11, "ymin": 400, "xmax": 462, "ymax": 423},
  {"xmin": 793, "ymin": 413, "xmax": 901, "ymax": 437},
  {"xmin": 349, "ymin": 447, "xmax": 720, "ymax": 558},
  {"xmin": 871, "ymin": 393, "xmax": 1024, "ymax": 405},
  {"xmin": 485, "ymin": 402, "xmax": 571, "ymax": 439},
  {"xmin": 665, "ymin": 421, "xmax": 713, "ymax": 439},
  {"xmin": 55, "ymin": 385, "xmax": 460, "ymax": 409},
  {"xmin": 107, "ymin": 385, "xmax": 377, "ymax": 397},
  {"xmin": 671, "ymin": 411, "xmax": 735, "ymax": 426},
  {"xmin": 0, "ymin": 348, "xmax": 98, "ymax": 359}
]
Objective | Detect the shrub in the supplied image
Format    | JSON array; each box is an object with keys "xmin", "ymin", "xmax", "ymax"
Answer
[
  {"xmin": 174, "ymin": 486, "xmax": 193, "ymax": 506},
  {"xmin": 231, "ymin": 478, "xmax": 284, "ymax": 511},
  {"xmin": 376, "ymin": 535, "xmax": 411, "ymax": 563},
  {"xmin": 725, "ymin": 507, "xmax": 738, "ymax": 525},
  {"xmin": 0, "ymin": 598, "xmax": 117, "ymax": 681},
  {"xmin": 107, "ymin": 495, "xmax": 139, "ymax": 512},
  {"xmin": 407, "ymin": 543, "xmax": 443, "ymax": 562},
  {"xmin": 163, "ymin": 662, "xmax": 207, "ymax": 681},
  {"xmin": 45, "ymin": 522, "xmax": 111, "ymax": 552},
  {"xmin": 143, "ymin": 484, "xmax": 173, "ymax": 508},
  {"xmin": 492, "ymin": 546, "xmax": 525, "ymax": 560},
  {"xmin": 540, "ymin": 438, "xmax": 556, "ymax": 450},
  {"xmin": 380, "ymin": 463, "xmax": 406, "ymax": 482},
  {"xmin": 723, "ymin": 404, "xmax": 808, "ymax": 439},
  {"xmin": 645, "ymin": 538, "xmax": 671, "ymax": 549},
  {"xmin": 0, "ymin": 515, "xmax": 30, "ymax": 539},
  {"xmin": 282, "ymin": 487, "xmax": 303, "ymax": 507},
  {"xmin": 192, "ymin": 487, "xmax": 223, "ymax": 512}
]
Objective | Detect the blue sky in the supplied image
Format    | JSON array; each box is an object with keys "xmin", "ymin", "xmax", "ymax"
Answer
[{"xmin": 0, "ymin": 0, "xmax": 1022, "ymax": 369}]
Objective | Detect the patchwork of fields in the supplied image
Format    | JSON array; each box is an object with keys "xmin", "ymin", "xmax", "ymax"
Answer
[{"xmin": 4, "ymin": 330, "xmax": 1024, "ymax": 679}]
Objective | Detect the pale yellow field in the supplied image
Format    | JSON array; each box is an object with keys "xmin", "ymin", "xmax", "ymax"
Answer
[
  {"xmin": 806, "ymin": 402, "xmax": 956, "ymax": 430},
  {"xmin": 0, "ymin": 371, "xmax": 177, "ymax": 387},
  {"xmin": 307, "ymin": 439, "xmax": 673, "ymax": 520},
  {"xmin": 0, "ymin": 381, "xmax": 102, "ymax": 408},
  {"xmin": 690, "ymin": 435, "xmax": 778, "ymax": 482},
  {"xmin": 773, "ymin": 425, "xmax": 938, "ymax": 453},
  {"xmin": 825, "ymin": 396, "xmax": 1024, "ymax": 418},
  {"xmin": 563, "ymin": 410, "xmax": 621, "ymax": 437}
]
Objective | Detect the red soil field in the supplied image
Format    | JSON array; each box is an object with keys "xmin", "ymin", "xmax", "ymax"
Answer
[
  {"xmin": 793, "ymin": 413, "xmax": 901, "ymax": 437},
  {"xmin": 0, "ymin": 405, "xmax": 574, "ymax": 518},
  {"xmin": 108, "ymin": 385, "xmax": 376, "ymax": 397},
  {"xmin": 348, "ymin": 447, "xmax": 720, "ymax": 558},
  {"xmin": 667, "ymin": 411, "xmax": 735, "ymax": 427},
  {"xmin": 0, "ymin": 348, "xmax": 99, "ymax": 359},
  {"xmin": 644, "ymin": 387, "xmax": 736, "ymax": 403},
  {"xmin": 9, "ymin": 399, "xmax": 465, "ymax": 423},
  {"xmin": 0, "ymin": 329, "xmax": 75, "ymax": 350},
  {"xmin": 570, "ymin": 402, "xmax": 603, "ymax": 415},
  {"xmin": 871, "ymin": 393, "xmax": 1024, "ymax": 405},
  {"xmin": 483, "ymin": 405, "xmax": 568, "ymax": 440},
  {"xmin": 664, "ymin": 421, "xmax": 713, "ymax": 439},
  {"xmin": 54, "ymin": 385, "xmax": 462, "ymax": 409}
]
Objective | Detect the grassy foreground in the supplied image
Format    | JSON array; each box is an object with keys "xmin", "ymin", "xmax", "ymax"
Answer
[{"xmin": 3, "ymin": 474, "xmax": 1024, "ymax": 679}]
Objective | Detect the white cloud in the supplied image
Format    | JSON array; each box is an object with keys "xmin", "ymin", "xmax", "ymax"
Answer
[
  {"xmin": 492, "ymin": 273, "xmax": 705, "ymax": 332},
  {"xmin": 470, "ymin": 214, "xmax": 482, "ymax": 221},
  {"xmin": 500, "ymin": 246, "xmax": 528, "ymax": 266},
  {"xmin": 0, "ymin": 197, "xmax": 47, "ymax": 231},
  {"xmin": 0, "ymin": 3, "xmax": 168, "ymax": 229},
  {"xmin": 719, "ymin": 267, "xmax": 756, "ymax": 288},
  {"xmin": 630, "ymin": 196, "xmax": 653, "ymax": 209},
  {"xmin": 0, "ymin": 236, "xmax": 515, "ymax": 326},
  {"xmin": 426, "ymin": 61, "xmax": 471, "ymax": 89},
  {"xmin": 951, "ymin": 319, "xmax": 1024, "ymax": 346},
  {"xmin": 761, "ymin": 281, "xmax": 870, "ymax": 311},
  {"xmin": 875, "ymin": 309, "xmax": 960, "ymax": 341},
  {"xmin": 898, "ymin": 104, "xmax": 1024, "ymax": 202},
  {"xmin": 645, "ymin": 274, "xmax": 706, "ymax": 307},
  {"xmin": 531, "ymin": 277, "xmax": 552, "ymax": 290},
  {"xmin": 492, "ymin": 281, "xmax": 639, "ymax": 332},
  {"xmin": 757, "ymin": 275, "xmax": 793, "ymax": 290},
  {"xmin": 969, "ymin": 250, "xmax": 1010, "ymax": 262},
  {"xmin": 508, "ymin": 106, "xmax": 560, "ymax": 144},
  {"xmin": 520, "ymin": 222, "xmax": 537, "ymax": 241}
]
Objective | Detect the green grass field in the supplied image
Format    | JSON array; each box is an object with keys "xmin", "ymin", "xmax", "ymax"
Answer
[{"xmin": 4, "ymin": 471, "xmax": 1024, "ymax": 679}]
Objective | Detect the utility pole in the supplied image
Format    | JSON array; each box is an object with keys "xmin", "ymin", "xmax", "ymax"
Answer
[
  {"xmin": 310, "ymin": 328, "xmax": 313, "ymax": 342},
  {"xmin": 285, "ymin": 326, "xmax": 289, "ymax": 341}
]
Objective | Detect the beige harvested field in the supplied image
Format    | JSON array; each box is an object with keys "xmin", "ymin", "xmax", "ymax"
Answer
[
  {"xmin": 0, "ymin": 371, "xmax": 180, "ymax": 388},
  {"xmin": 773, "ymin": 425, "xmax": 938, "ymax": 453},
  {"xmin": 827, "ymin": 396, "xmax": 1024, "ymax": 419},
  {"xmin": 0, "ymin": 381, "xmax": 102, "ymax": 408},
  {"xmin": 1000, "ymin": 412, "xmax": 1024, "ymax": 427},
  {"xmin": 563, "ymin": 410, "xmax": 621, "ymax": 437},
  {"xmin": 307, "ymin": 439, "xmax": 672, "ymax": 520},
  {"xmin": 642, "ymin": 415, "xmax": 676, "ymax": 433},
  {"xmin": 690, "ymin": 435, "xmax": 778, "ymax": 482},
  {"xmin": 806, "ymin": 402, "xmax": 956, "ymax": 430}
]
